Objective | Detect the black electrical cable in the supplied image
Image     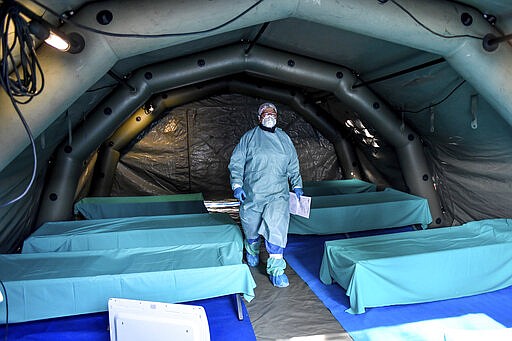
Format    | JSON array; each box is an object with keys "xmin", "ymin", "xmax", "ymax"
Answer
[
  {"xmin": 28, "ymin": 0, "xmax": 264, "ymax": 38},
  {"xmin": 0, "ymin": 2, "xmax": 40, "ymax": 207},
  {"xmin": 0, "ymin": 96, "xmax": 38, "ymax": 208},
  {"xmin": 400, "ymin": 80, "xmax": 466, "ymax": 114},
  {"xmin": 1, "ymin": 4, "xmax": 45, "ymax": 102},
  {"xmin": 85, "ymin": 83, "xmax": 117, "ymax": 92},
  {"xmin": 390, "ymin": 0, "xmax": 483, "ymax": 40},
  {"xmin": 353, "ymin": 57, "xmax": 446, "ymax": 89},
  {"xmin": 0, "ymin": 279, "xmax": 8, "ymax": 341},
  {"xmin": 0, "ymin": 0, "xmax": 262, "ymax": 206}
]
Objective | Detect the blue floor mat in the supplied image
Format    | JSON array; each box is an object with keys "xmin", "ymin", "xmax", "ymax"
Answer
[
  {"xmin": 0, "ymin": 295, "xmax": 256, "ymax": 341},
  {"xmin": 286, "ymin": 229, "xmax": 512, "ymax": 340}
]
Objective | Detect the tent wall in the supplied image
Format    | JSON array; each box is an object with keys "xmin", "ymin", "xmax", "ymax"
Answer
[
  {"xmin": 111, "ymin": 94, "xmax": 344, "ymax": 199},
  {"xmin": 36, "ymin": 45, "xmax": 445, "ymax": 226}
]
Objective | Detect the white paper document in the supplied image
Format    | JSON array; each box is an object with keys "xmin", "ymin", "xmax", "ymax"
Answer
[{"xmin": 289, "ymin": 192, "xmax": 311, "ymax": 219}]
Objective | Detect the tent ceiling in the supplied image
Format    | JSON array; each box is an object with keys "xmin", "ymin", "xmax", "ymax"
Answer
[
  {"xmin": 111, "ymin": 18, "xmax": 434, "ymax": 79},
  {"xmin": 59, "ymin": 0, "xmax": 512, "ymax": 137},
  {"xmin": 2, "ymin": 0, "xmax": 511, "ymax": 172},
  {"xmin": 1, "ymin": 0, "xmax": 512, "ymax": 252}
]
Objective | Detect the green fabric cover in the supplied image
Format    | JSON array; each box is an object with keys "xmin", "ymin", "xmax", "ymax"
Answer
[
  {"xmin": 303, "ymin": 179, "xmax": 376, "ymax": 196},
  {"xmin": 0, "ymin": 246, "xmax": 255, "ymax": 323},
  {"xmin": 289, "ymin": 188, "xmax": 432, "ymax": 234},
  {"xmin": 319, "ymin": 218, "xmax": 512, "ymax": 314},
  {"xmin": 73, "ymin": 193, "xmax": 208, "ymax": 219},
  {"xmin": 23, "ymin": 213, "xmax": 241, "ymax": 253}
]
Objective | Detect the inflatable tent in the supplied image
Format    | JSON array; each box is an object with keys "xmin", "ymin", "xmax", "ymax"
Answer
[
  {"xmin": 1, "ymin": 0, "xmax": 511, "ymax": 339},
  {"xmin": 2, "ymin": 0, "xmax": 511, "ymax": 250}
]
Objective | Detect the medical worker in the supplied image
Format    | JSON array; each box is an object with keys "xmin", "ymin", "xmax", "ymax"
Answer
[{"xmin": 228, "ymin": 102, "xmax": 303, "ymax": 288}]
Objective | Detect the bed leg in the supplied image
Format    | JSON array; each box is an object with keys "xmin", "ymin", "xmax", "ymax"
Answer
[{"xmin": 235, "ymin": 294, "xmax": 243, "ymax": 321}]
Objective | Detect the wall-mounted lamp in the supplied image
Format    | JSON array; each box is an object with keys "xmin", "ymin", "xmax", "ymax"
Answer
[
  {"xmin": 28, "ymin": 19, "xmax": 69, "ymax": 51},
  {"xmin": 19, "ymin": 4, "xmax": 85, "ymax": 54}
]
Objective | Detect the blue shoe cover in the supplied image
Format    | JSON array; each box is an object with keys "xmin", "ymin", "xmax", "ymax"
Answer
[
  {"xmin": 270, "ymin": 274, "xmax": 289, "ymax": 287},
  {"xmin": 246, "ymin": 253, "xmax": 259, "ymax": 267}
]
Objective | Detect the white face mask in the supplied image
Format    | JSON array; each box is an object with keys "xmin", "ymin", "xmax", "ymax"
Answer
[{"xmin": 261, "ymin": 115, "xmax": 277, "ymax": 128}]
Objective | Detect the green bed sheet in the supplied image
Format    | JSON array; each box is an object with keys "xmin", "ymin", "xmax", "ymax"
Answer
[
  {"xmin": 289, "ymin": 188, "xmax": 432, "ymax": 234},
  {"xmin": 23, "ymin": 213, "xmax": 242, "ymax": 253},
  {"xmin": 319, "ymin": 218, "xmax": 512, "ymax": 314},
  {"xmin": 303, "ymin": 179, "xmax": 376, "ymax": 196},
  {"xmin": 74, "ymin": 193, "xmax": 208, "ymax": 219},
  {"xmin": 0, "ymin": 245, "xmax": 255, "ymax": 323}
]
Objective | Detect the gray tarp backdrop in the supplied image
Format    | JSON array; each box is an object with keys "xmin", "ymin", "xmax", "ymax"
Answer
[
  {"xmin": 111, "ymin": 95, "xmax": 345, "ymax": 199},
  {"xmin": 111, "ymin": 91, "xmax": 512, "ymax": 226}
]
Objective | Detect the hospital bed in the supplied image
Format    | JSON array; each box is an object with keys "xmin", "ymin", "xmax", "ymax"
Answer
[
  {"xmin": 2, "ymin": 213, "xmax": 255, "ymax": 323},
  {"xmin": 289, "ymin": 188, "xmax": 432, "ymax": 234},
  {"xmin": 22, "ymin": 213, "xmax": 242, "ymax": 253},
  {"xmin": 319, "ymin": 218, "xmax": 512, "ymax": 314},
  {"xmin": 74, "ymin": 193, "xmax": 208, "ymax": 219},
  {"xmin": 0, "ymin": 251, "xmax": 255, "ymax": 323},
  {"xmin": 303, "ymin": 179, "xmax": 376, "ymax": 197}
]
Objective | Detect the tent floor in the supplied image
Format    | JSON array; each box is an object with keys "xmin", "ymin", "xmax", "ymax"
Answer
[
  {"xmin": 208, "ymin": 202, "xmax": 351, "ymax": 340},
  {"xmin": 246, "ymin": 248, "xmax": 352, "ymax": 341}
]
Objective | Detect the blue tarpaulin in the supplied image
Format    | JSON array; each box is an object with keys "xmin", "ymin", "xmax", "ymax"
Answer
[{"xmin": 0, "ymin": 294, "xmax": 256, "ymax": 341}]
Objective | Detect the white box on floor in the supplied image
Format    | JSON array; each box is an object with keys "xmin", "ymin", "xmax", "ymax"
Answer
[{"xmin": 108, "ymin": 298, "xmax": 210, "ymax": 341}]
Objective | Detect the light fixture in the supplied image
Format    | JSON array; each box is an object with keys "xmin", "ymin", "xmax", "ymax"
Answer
[
  {"xmin": 28, "ymin": 19, "xmax": 69, "ymax": 51},
  {"xmin": 362, "ymin": 128, "xmax": 374, "ymax": 138},
  {"xmin": 20, "ymin": 3, "xmax": 85, "ymax": 53},
  {"xmin": 354, "ymin": 119, "xmax": 366, "ymax": 129}
]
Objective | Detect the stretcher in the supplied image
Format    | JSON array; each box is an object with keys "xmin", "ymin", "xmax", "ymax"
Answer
[
  {"xmin": 2, "ymin": 213, "xmax": 255, "ymax": 323},
  {"xmin": 74, "ymin": 193, "xmax": 208, "ymax": 219},
  {"xmin": 289, "ymin": 188, "xmax": 432, "ymax": 234},
  {"xmin": 319, "ymin": 218, "xmax": 512, "ymax": 314},
  {"xmin": 303, "ymin": 179, "xmax": 376, "ymax": 196},
  {"xmin": 23, "ymin": 213, "xmax": 241, "ymax": 253},
  {"xmin": 0, "ymin": 246, "xmax": 255, "ymax": 323}
]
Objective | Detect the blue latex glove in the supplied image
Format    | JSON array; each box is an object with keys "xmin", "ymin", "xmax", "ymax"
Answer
[
  {"xmin": 233, "ymin": 187, "xmax": 246, "ymax": 203},
  {"xmin": 293, "ymin": 187, "xmax": 304, "ymax": 201}
]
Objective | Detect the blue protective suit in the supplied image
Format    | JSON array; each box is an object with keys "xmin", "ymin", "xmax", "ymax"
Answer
[{"xmin": 228, "ymin": 126, "xmax": 302, "ymax": 248}]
